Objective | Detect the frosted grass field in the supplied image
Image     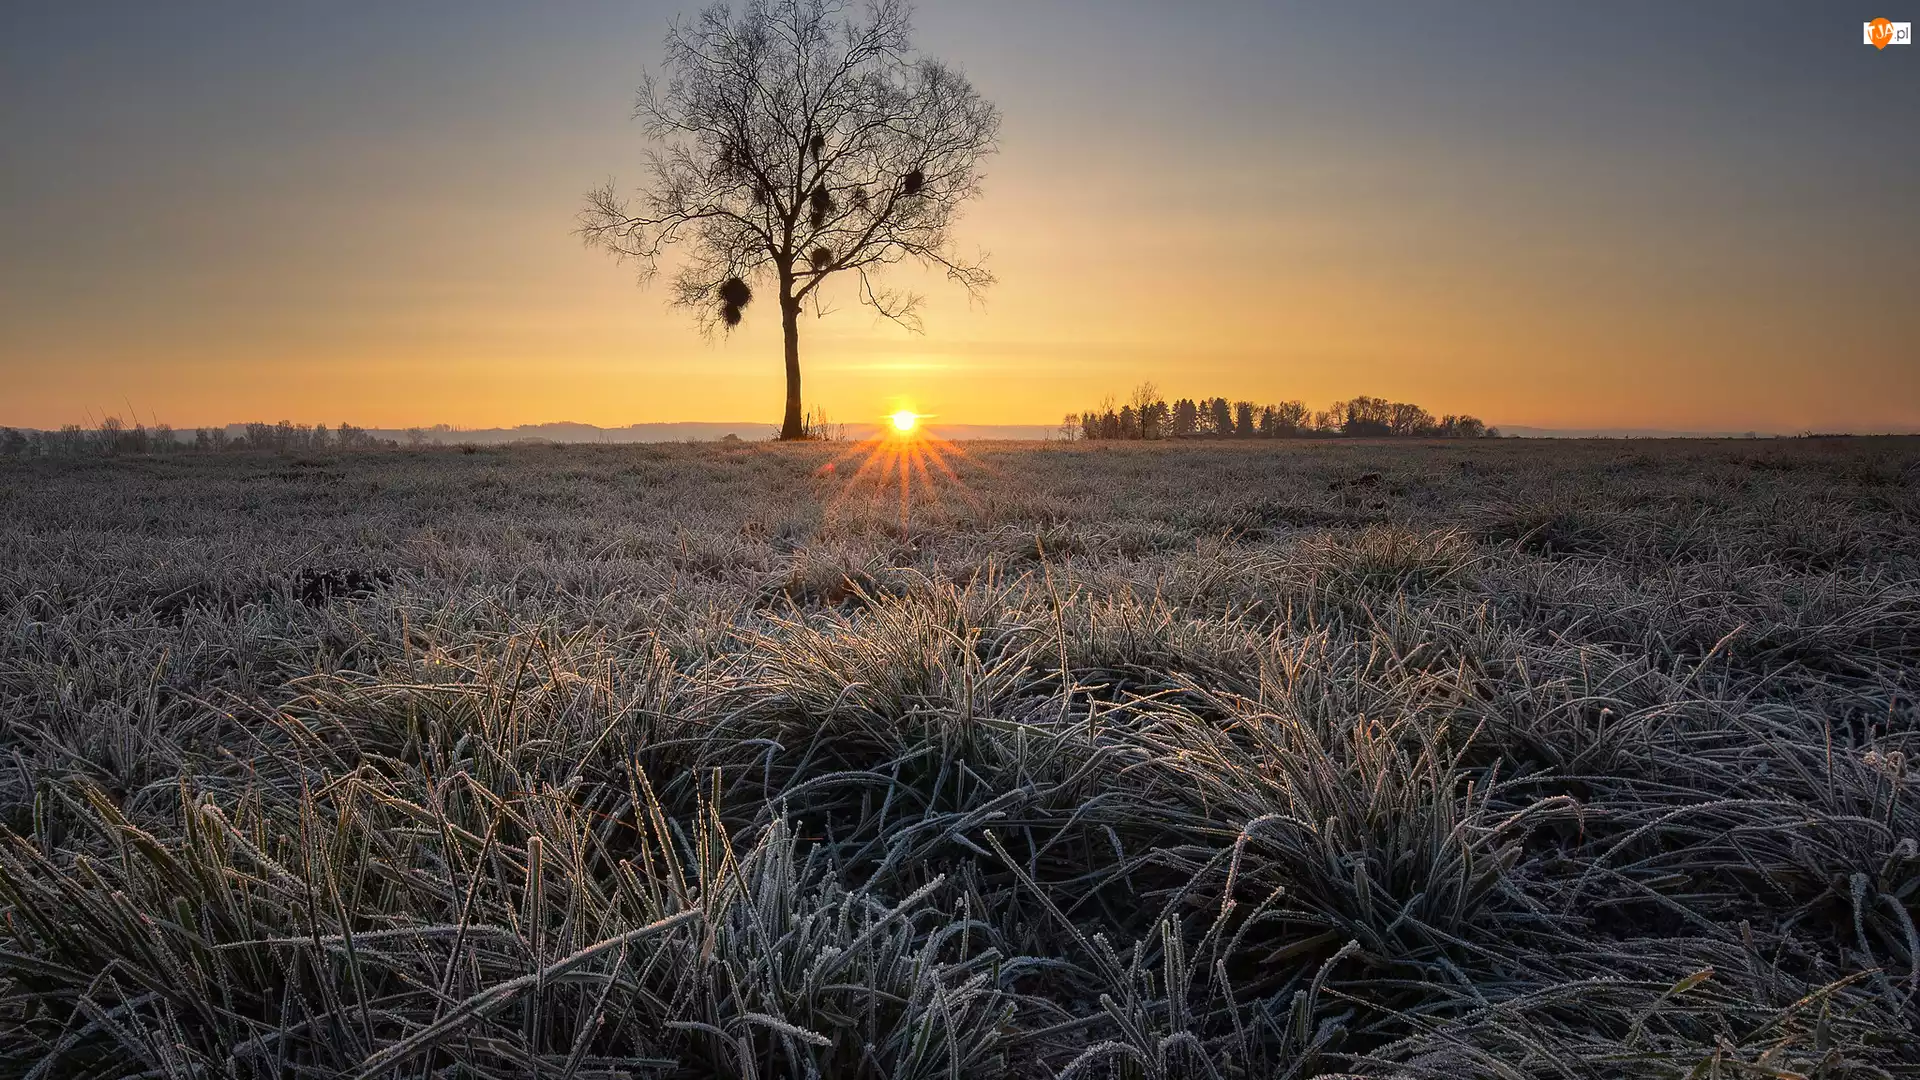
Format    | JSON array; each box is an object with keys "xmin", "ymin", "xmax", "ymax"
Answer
[{"xmin": 1, "ymin": 436, "xmax": 1917, "ymax": 1077}]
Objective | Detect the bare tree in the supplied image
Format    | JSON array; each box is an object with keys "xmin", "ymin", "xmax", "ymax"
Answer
[
  {"xmin": 1387, "ymin": 400, "xmax": 1434, "ymax": 436},
  {"xmin": 581, "ymin": 0, "xmax": 1000, "ymax": 440},
  {"xmin": 1128, "ymin": 382, "xmax": 1172, "ymax": 440}
]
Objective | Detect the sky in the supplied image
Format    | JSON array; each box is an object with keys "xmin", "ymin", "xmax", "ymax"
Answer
[{"xmin": 2, "ymin": 2, "xmax": 1915, "ymax": 433}]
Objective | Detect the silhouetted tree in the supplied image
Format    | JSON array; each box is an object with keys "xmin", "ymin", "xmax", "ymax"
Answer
[
  {"xmin": 581, "ymin": 0, "xmax": 1000, "ymax": 439},
  {"xmin": 106, "ymin": 416, "xmax": 152, "ymax": 455},
  {"xmin": 1170, "ymin": 398, "xmax": 1198, "ymax": 438},
  {"xmin": 1073, "ymin": 388, "xmax": 1498, "ymax": 441},
  {"xmin": 1334, "ymin": 396, "xmax": 1389, "ymax": 437},
  {"xmin": 1206, "ymin": 398, "xmax": 1231, "ymax": 436},
  {"xmin": 1388, "ymin": 401, "xmax": 1433, "ymax": 436},
  {"xmin": 1128, "ymin": 382, "xmax": 1165, "ymax": 440}
]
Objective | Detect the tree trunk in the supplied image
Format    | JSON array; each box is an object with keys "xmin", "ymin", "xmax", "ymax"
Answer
[{"xmin": 779, "ymin": 292, "xmax": 804, "ymax": 440}]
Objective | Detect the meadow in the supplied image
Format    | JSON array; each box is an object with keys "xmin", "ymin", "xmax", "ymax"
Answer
[{"xmin": 0, "ymin": 436, "xmax": 1916, "ymax": 1078}]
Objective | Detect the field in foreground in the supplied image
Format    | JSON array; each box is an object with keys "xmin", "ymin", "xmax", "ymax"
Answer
[{"xmin": 1, "ymin": 437, "xmax": 1917, "ymax": 1078}]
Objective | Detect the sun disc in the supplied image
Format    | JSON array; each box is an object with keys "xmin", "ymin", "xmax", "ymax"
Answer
[{"xmin": 889, "ymin": 410, "xmax": 919, "ymax": 434}]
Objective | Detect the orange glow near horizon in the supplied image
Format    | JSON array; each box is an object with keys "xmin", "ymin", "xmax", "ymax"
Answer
[{"xmin": 4, "ymin": 178, "xmax": 1913, "ymax": 434}]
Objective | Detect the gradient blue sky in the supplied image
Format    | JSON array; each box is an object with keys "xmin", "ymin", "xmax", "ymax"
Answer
[{"xmin": 2, "ymin": 2, "xmax": 1915, "ymax": 431}]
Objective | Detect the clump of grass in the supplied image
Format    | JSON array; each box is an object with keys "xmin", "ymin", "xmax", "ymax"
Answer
[
  {"xmin": 0, "ymin": 779, "xmax": 1015, "ymax": 1077},
  {"xmin": 1284, "ymin": 525, "xmax": 1479, "ymax": 623},
  {"xmin": 772, "ymin": 538, "xmax": 894, "ymax": 605},
  {"xmin": 1469, "ymin": 497, "xmax": 1618, "ymax": 557}
]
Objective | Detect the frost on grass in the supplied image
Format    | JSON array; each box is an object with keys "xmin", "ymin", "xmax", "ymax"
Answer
[{"xmin": 0, "ymin": 437, "xmax": 1916, "ymax": 1076}]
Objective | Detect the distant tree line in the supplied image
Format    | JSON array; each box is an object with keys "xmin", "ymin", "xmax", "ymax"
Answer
[
  {"xmin": 1064, "ymin": 385, "xmax": 1497, "ymax": 441},
  {"xmin": 0, "ymin": 419, "xmax": 396, "ymax": 458}
]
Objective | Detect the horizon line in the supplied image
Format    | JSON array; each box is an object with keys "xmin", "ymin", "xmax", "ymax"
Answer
[{"xmin": 8, "ymin": 419, "xmax": 1920, "ymax": 441}]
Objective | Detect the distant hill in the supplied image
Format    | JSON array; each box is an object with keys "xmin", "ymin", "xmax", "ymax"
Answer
[
  {"xmin": 340, "ymin": 421, "xmax": 1067, "ymax": 444},
  {"xmin": 1495, "ymin": 425, "xmax": 1920, "ymax": 438},
  {"xmin": 1495, "ymin": 426, "xmax": 1787, "ymax": 439}
]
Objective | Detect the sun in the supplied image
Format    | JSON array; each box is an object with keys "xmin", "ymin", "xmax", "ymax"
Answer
[{"xmin": 816, "ymin": 408, "xmax": 982, "ymax": 538}]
